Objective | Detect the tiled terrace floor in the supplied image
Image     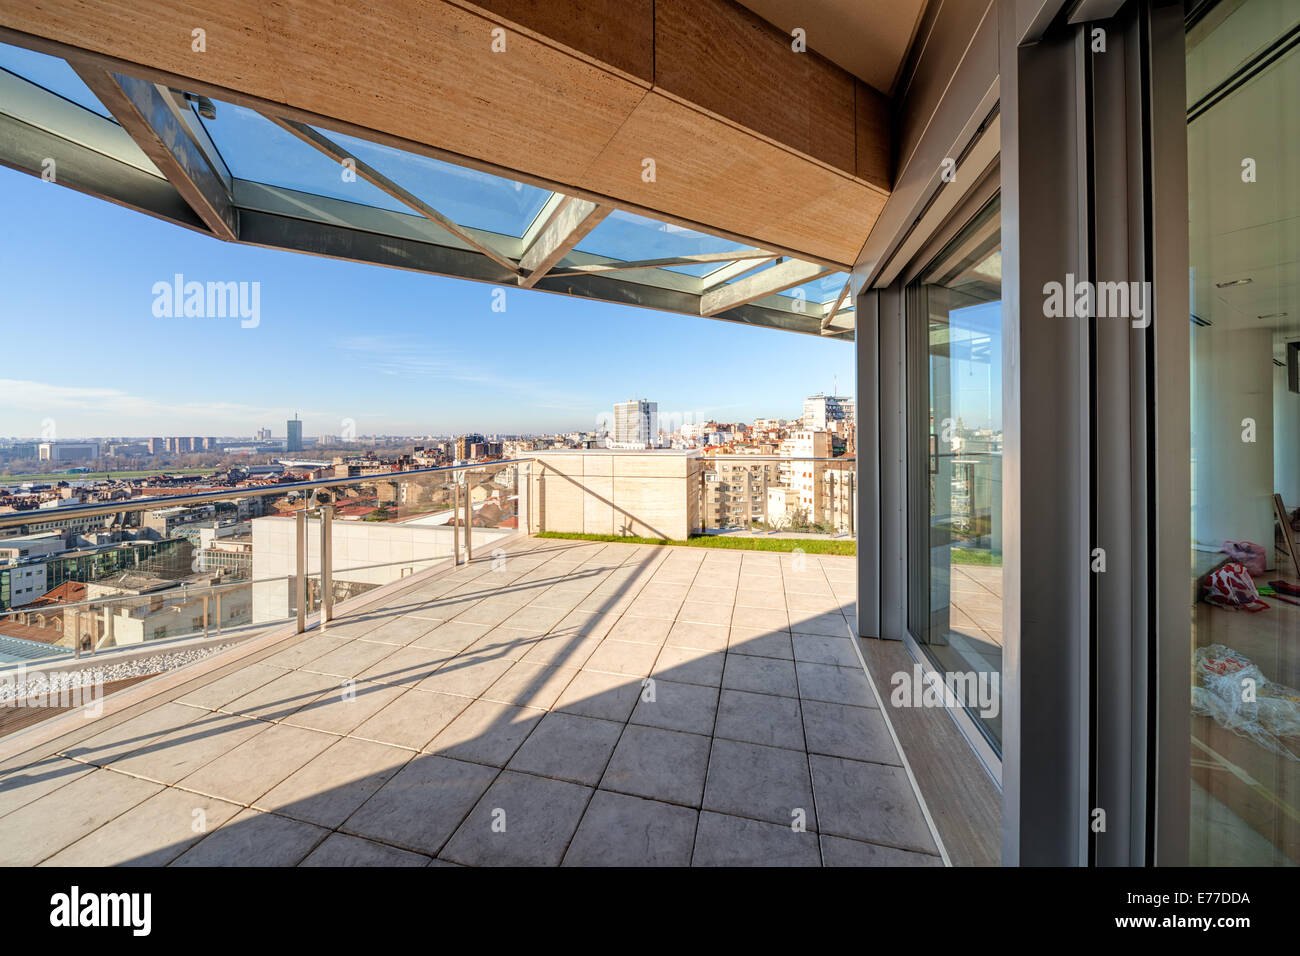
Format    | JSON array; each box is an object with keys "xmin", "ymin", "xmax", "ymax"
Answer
[{"xmin": 0, "ymin": 537, "xmax": 942, "ymax": 866}]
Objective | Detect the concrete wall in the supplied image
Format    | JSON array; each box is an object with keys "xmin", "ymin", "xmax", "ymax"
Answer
[
  {"xmin": 1191, "ymin": 326, "xmax": 1275, "ymax": 554},
  {"xmin": 528, "ymin": 450, "xmax": 701, "ymax": 540}
]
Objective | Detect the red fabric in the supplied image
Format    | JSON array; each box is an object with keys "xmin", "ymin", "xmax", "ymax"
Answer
[{"xmin": 1204, "ymin": 561, "xmax": 1269, "ymax": 612}]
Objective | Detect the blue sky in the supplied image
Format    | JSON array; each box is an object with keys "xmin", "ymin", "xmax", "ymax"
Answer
[
  {"xmin": 0, "ymin": 166, "xmax": 853, "ymax": 440},
  {"xmin": 941, "ymin": 300, "xmax": 1003, "ymax": 431}
]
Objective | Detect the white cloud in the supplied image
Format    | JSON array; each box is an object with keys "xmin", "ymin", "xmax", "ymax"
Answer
[{"xmin": 0, "ymin": 379, "xmax": 314, "ymax": 436}]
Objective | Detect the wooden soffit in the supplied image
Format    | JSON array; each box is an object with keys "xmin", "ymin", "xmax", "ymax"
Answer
[{"xmin": 0, "ymin": 0, "xmax": 894, "ymax": 266}]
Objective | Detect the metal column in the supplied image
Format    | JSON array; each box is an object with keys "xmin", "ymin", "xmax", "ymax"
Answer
[
  {"xmin": 464, "ymin": 476, "xmax": 473, "ymax": 562},
  {"xmin": 453, "ymin": 482, "xmax": 461, "ymax": 565},
  {"xmin": 321, "ymin": 503, "xmax": 334, "ymax": 623},
  {"xmin": 295, "ymin": 508, "xmax": 307, "ymax": 633}
]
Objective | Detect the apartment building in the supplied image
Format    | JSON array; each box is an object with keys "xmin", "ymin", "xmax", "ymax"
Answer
[
  {"xmin": 802, "ymin": 394, "xmax": 855, "ymax": 432},
  {"xmin": 702, "ymin": 459, "xmax": 766, "ymax": 529},
  {"xmin": 776, "ymin": 430, "xmax": 831, "ymax": 522},
  {"xmin": 455, "ymin": 433, "xmax": 485, "ymax": 460},
  {"xmin": 611, "ymin": 399, "xmax": 658, "ymax": 448}
]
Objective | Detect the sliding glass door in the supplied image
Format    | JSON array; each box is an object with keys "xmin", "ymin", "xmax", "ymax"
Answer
[
  {"xmin": 906, "ymin": 196, "xmax": 1004, "ymax": 752},
  {"xmin": 1185, "ymin": 0, "xmax": 1299, "ymax": 867}
]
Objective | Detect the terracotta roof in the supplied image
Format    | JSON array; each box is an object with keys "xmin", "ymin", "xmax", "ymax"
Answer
[
  {"xmin": 0, "ymin": 620, "xmax": 62, "ymax": 645},
  {"xmin": 16, "ymin": 581, "xmax": 86, "ymax": 609}
]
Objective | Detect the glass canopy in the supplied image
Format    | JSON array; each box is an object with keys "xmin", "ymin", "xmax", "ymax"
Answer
[
  {"xmin": 0, "ymin": 39, "xmax": 853, "ymax": 340},
  {"xmin": 0, "ymin": 44, "xmax": 113, "ymax": 119}
]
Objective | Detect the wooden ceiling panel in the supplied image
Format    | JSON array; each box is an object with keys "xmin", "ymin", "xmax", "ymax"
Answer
[
  {"xmin": 260, "ymin": 0, "xmax": 649, "ymax": 185},
  {"xmin": 459, "ymin": 0, "xmax": 655, "ymax": 82},
  {"xmin": 1, "ymin": 0, "xmax": 895, "ymax": 265},
  {"xmin": 2, "ymin": 1, "xmax": 283, "ymax": 99},
  {"xmin": 654, "ymin": 0, "xmax": 857, "ymax": 175},
  {"xmin": 581, "ymin": 91, "xmax": 885, "ymax": 266}
]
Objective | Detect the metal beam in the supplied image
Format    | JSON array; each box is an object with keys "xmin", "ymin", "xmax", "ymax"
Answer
[
  {"xmin": 700, "ymin": 258, "xmax": 833, "ymax": 316},
  {"xmin": 530, "ymin": 265, "xmax": 835, "ymax": 339},
  {"xmin": 518, "ymin": 196, "xmax": 611, "ymax": 288},
  {"xmin": 520, "ymin": 191, "xmax": 568, "ymax": 251},
  {"xmin": 0, "ymin": 112, "xmax": 206, "ymax": 233},
  {"xmin": 701, "ymin": 255, "xmax": 779, "ymax": 290},
  {"xmin": 547, "ymin": 248, "xmax": 772, "ymax": 277},
  {"xmin": 158, "ymin": 85, "xmax": 232, "ymax": 191},
  {"xmin": 820, "ymin": 277, "xmax": 852, "ymax": 332},
  {"xmin": 238, "ymin": 209, "xmax": 517, "ymax": 285},
  {"xmin": 232, "ymin": 179, "xmax": 523, "ymax": 259},
  {"xmin": 264, "ymin": 115, "xmax": 520, "ymax": 274},
  {"xmin": 71, "ymin": 64, "xmax": 237, "ymax": 240}
]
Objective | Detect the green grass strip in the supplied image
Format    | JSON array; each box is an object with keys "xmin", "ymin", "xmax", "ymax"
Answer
[
  {"xmin": 950, "ymin": 547, "xmax": 1002, "ymax": 566},
  {"xmin": 535, "ymin": 530, "xmax": 855, "ymax": 556}
]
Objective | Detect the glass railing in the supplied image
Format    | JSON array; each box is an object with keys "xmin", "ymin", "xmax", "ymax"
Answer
[
  {"xmin": 696, "ymin": 456, "xmax": 855, "ymax": 538},
  {"xmin": 0, "ymin": 460, "xmax": 532, "ymax": 670}
]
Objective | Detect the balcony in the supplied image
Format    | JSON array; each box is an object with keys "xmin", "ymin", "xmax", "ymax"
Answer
[{"xmin": 0, "ymin": 470, "xmax": 949, "ymax": 865}]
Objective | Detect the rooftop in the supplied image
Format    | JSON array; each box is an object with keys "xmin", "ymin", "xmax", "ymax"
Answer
[{"xmin": 0, "ymin": 536, "xmax": 942, "ymax": 866}]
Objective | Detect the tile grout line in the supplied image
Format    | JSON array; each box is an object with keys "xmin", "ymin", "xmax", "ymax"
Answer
[
  {"xmin": 431, "ymin": 541, "xmax": 668, "ymax": 865},
  {"xmin": 557, "ymin": 542, "xmax": 708, "ymax": 864},
  {"xmin": 794, "ymin": 557, "xmax": 827, "ymax": 865},
  {"xmin": 12, "ymin": 542, "xmax": 896, "ymax": 866}
]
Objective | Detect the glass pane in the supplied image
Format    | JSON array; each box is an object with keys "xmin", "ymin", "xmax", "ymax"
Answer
[
  {"xmin": 908, "ymin": 196, "xmax": 1003, "ymax": 751},
  {"xmin": 313, "ymin": 128, "xmax": 551, "ymax": 237},
  {"xmin": 1186, "ymin": 2, "xmax": 1300, "ymax": 866},
  {"xmin": 322, "ymin": 464, "xmax": 520, "ymax": 590},
  {"xmin": 576, "ymin": 210, "xmax": 753, "ymax": 274},
  {"xmin": 778, "ymin": 273, "xmax": 848, "ymax": 305},
  {"xmin": 197, "ymin": 101, "xmax": 412, "ymax": 212},
  {"xmin": 0, "ymin": 42, "xmax": 113, "ymax": 118}
]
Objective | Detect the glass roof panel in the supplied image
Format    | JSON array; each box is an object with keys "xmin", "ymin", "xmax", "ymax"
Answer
[
  {"xmin": 577, "ymin": 210, "xmax": 754, "ymax": 274},
  {"xmin": 719, "ymin": 258, "xmax": 778, "ymax": 285},
  {"xmin": 315, "ymin": 128, "xmax": 551, "ymax": 238},
  {"xmin": 667, "ymin": 260, "xmax": 737, "ymax": 277},
  {"xmin": 197, "ymin": 101, "xmax": 411, "ymax": 213},
  {"xmin": 0, "ymin": 43, "xmax": 113, "ymax": 119},
  {"xmin": 780, "ymin": 272, "xmax": 849, "ymax": 305}
]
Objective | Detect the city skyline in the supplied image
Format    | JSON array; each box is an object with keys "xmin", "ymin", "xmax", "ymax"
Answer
[{"xmin": 0, "ymin": 166, "xmax": 854, "ymax": 438}]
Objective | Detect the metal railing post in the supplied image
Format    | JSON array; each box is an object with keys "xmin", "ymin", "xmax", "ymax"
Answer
[
  {"xmin": 699, "ymin": 470, "xmax": 706, "ymax": 532},
  {"xmin": 842, "ymin": 468, "xmax": 852, "ymax": 538},
  {"xmin": 464, "ymin": 475, "xmax": 473, "ymax": 562},
  {"xmin": 214, "ymin": 592, "xmax": 222, "ymax": 636},
  {"xmin": 453, "ymin": 482, "xmax": 461, "ymax": 565},
  {"xmin": 74, "ymin": 610, "xmax": 81, "ymax": 659},
  {"xmin": 321, "ymin": 503, "xmax": 334, "ymax": 623},
  {"xmin": 295, "ymin": 508, "xmax": 307, "ymax": 633},
  {"xmin": 202, "ymin": 595, "xmax": 210, "ymax": 639}
]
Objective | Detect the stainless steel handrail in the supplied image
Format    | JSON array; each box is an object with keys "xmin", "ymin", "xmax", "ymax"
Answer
[
  {"xmin": 700, "ymin": 456, "xmax": 855, "ymax": 462},
  {"xmin": 0, "ymin": 459, "xmax": 529, "ymax": 653},
  {"xmin": 0, "ymin": 457, "xmax": 535, "ymax": 530}
]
